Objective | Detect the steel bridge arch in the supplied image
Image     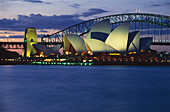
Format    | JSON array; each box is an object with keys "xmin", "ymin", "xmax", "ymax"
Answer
[{"xmin": 41, "ymin": 13, "xmax": 170, "ymax": 43}]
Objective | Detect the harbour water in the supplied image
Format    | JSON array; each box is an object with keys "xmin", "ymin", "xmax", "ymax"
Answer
[{"xmin": 0, "ymin": 65, "xmax": 170, "ymax": 112}]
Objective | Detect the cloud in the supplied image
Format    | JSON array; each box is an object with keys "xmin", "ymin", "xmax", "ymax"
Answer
[
  {"xmin": 0, "ymin": 0, "xmax": 5, "ymax": 2},
  {"xmin": 3, "ymin": 32, "xmax": 15, "ymax": 34},
  {"xmin": 6, "ymin": 0, "xmax": 51, "ymax": 4},
  {"xmin": 23, "ymin": 0, "xmax": 51, "ymax": 4},
  {"xmin": 0, "ymin": 31, "xmax": 14, "ymax": 34},
  {"xmin": 165, "ymin": 2, "xmax": 170, "ymax": 6},
  {"xmin": 0, "ymin": 13, "xmax": 84, "ymax": 31},
  {"xmin": 81, "ymin": 8, "xmax": 109, "ymax": 17},
  {"xmin": 69, "ymin": 3, "xmax": 80, "ymax": 8},
  {"xmin": 0, "ymin": 8, "xmax": 109, "ymax": 32},
  {"xmin": 151, "ymin": 4, "xmax": 162, "ymax": 7},
  {"xmin": 151, "ymin": 2, "xmax": 170, "ymax": 7}
]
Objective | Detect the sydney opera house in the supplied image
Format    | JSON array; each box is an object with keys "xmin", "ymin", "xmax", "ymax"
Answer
[
  {"xmin": 31, "ymin": 19, "xmax": 153, "ymax": 58},
  {"xmin": 63, "ymin": 19, "xmax": 152, "ymax": 56},
  {"xmin": 33, "ymin": 44, "xmax": 61, "ymax": 57}
]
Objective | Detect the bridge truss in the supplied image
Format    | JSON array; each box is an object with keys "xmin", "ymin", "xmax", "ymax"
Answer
[{"xmin": 41, "ymin": 13, "xmax": 170, "ymax": 45}]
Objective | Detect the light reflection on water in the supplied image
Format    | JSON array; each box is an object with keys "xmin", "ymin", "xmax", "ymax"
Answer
[{"xmin": 0, "ymin": 65, "xmax": 170, "ymax": 112}]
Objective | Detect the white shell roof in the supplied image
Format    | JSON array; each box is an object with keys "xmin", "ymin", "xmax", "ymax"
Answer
[
  {"xmin": 64, "ymin": 34, "xmax": 87, "ymax": 53},
  {"xmin": 105, "ymin": 22, "xmax": 130, "ymax": 54},
  {"xmin": 127, "ymin": 31, "xmax": 140, "ymax": 53},
  {"xmin": 86, "ymin": 19, "xmax": 111, "ymax": 39},
  {"xmin": 85, "ymin": 38, "xmax": 117, "ymax": 52}
]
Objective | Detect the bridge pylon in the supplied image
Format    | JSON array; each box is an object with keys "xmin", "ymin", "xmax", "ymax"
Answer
[{"xmin": 22, "ymin": 27, "xmax": 37, "ymax": 57}]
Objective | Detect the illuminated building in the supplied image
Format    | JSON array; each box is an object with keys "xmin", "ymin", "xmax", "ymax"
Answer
[
  {"xmin": 84, "ymin": 19, "xmax": 116, "ymax": 53},
  {"xmin": 86, "ymin": 19, "xmax": 111, "ymax": 40},
  {"xmin": 22, "ymin": 27, "xmax": 37, "ymax": 57},
  {"xmin": 84, "ymin": 39, "xmax": 117, "ymax": 53},
  {"xmin": 105, "ymin": 22, "xmax": 130, "ymax": 54},
  {"xmin": 64, "ymin": 19, "xmax": 153, "ymax": 55},
  {"xmin": 33, "ymin": 44, "xmax": 61, "ymax": 57},
  {"xmin": 64, "ymin": 34, "xmax": 87, "ymax": 55}
]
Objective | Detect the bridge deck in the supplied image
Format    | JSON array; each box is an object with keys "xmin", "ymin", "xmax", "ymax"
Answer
[{"xmin": 0, "ymin": 42, "xmax": 63, "ymax": 49}]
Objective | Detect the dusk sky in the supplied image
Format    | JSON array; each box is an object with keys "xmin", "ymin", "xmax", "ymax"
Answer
[{"xmin": 0, "ymin": 0, "xmax": 169, "ymax": 38}]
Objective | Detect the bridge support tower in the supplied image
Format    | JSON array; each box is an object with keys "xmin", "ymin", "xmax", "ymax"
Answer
[{"xmin": 22, "ymin": 27, "xmax": 37, "ymax": 57}]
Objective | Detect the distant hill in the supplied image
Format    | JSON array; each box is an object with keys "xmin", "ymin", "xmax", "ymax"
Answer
[{"xmin": 0, "ymin": 46, "xmax": 19, "ymax": 59}]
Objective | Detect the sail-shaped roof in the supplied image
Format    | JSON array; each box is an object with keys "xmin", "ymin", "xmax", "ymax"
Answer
[
  {"xmin": 86, "ymin": 19, "xmax": 111, "ymax": 41},
  {"xmin": 33, "ymin": 44, "xmax": 51, "ymax": 56},
  {"xmin": 33, "ymin": 44, "xmax": 61, "ymax": 56},
  {"xmin": 85, "ymin": 38, "xmax": 117, "ymax": 52},
  {"xmin": 127, "ymin": 31, "xmax": 140, "ymax": 53},
  {"xmin": 105, "ymin": 23, "xmax": 130, "ymax": 54},
  {"xmin": 64, "ymin": 34, "xmax": 87, "ymax": 53}
]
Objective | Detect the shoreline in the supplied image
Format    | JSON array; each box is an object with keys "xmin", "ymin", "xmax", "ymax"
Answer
[{"xmin": 0, "ymin": 60, "xmax": 169, "ymax": 66}]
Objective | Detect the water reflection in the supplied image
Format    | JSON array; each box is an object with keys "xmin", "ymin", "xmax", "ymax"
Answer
[{"xmin": 0, "ymin": 65, "xmax": 170, "ymax": 112}]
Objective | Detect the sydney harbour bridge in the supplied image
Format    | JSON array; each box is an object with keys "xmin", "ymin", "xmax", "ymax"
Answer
[{"xmin": 0, "ymin": 13, "xmax": 170, "ymax": 50}]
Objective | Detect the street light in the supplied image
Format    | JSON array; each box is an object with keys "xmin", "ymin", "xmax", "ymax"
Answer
[{"xmin": 6, "ymin": 34, "xmax": 9, "ymax": 42}]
